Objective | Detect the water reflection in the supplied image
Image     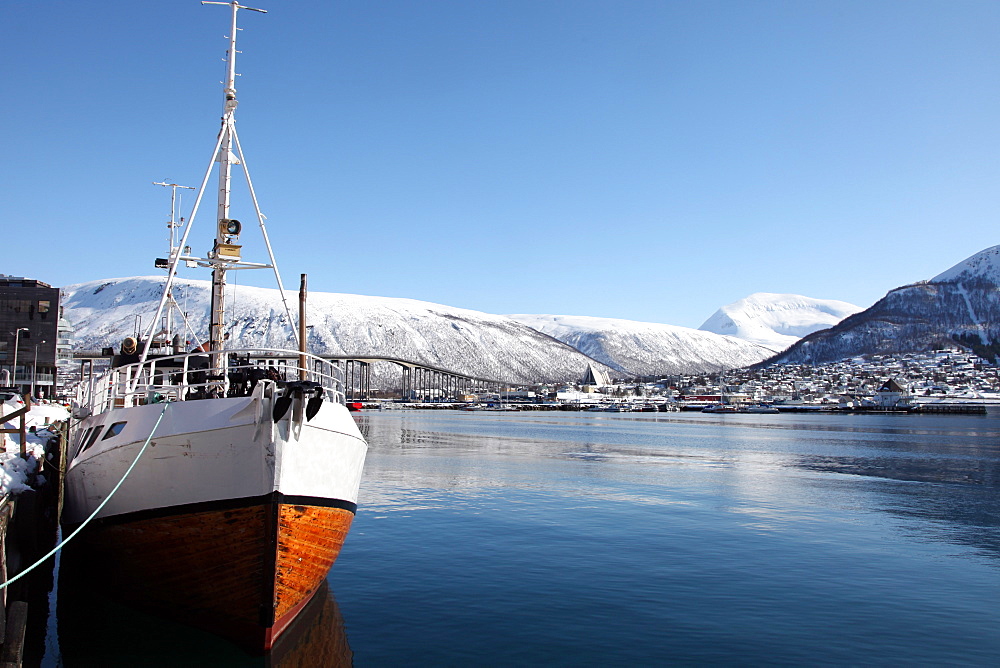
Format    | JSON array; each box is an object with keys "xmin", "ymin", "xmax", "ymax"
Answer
[
  {"xmin": 338, "ymin": 411, "xmax": 1000, "ymax": 664},
  {"xmin": 795, "ymin": 453, "xmax": 1000, "ymax": 486},
  {"xmin": 52, "ymin": 549, "xmax": 352, "ymax": 667},
  {"xmin": 794, "ymin": 452, "xmax": 1000, "ymax": 561},
  {"xmin": 356, "ymin": 410, "xmax": 1000, "ymax": 564}
]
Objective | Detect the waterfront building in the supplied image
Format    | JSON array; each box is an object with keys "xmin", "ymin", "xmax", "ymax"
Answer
[
  {"xmin": 873, "ymin": 378, "xmax": 911, "ymax": 408},
  {"xmin": 0, "ymin": 276, "xmax": 60, "ymax": 398}
]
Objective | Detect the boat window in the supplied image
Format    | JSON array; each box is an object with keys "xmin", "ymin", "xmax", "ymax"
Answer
[
  {"xmin": 81, "ymin": 425, "xmax": 104, "ymax": 453},
  {"xmin": 75, "ymin": 427, "xmax": 94, "ymax": 457},
  {"xmin": 101, "ymin": 421, "xmax": 127, "ymax": 441}
]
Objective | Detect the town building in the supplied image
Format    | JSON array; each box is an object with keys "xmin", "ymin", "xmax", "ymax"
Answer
[
  {"xmin": 580, "ymin": 363, "xmax": 610, "ymax": 392},
  {"xmin": 0, "ymin": 276, "xmax": 60, "ymax": 398}
]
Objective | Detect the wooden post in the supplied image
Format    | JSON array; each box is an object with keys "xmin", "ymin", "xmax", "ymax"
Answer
[
  {"xmin": 18, "ymin": 397, "xmax": 28, "ymax": 459},
  {"xmin": 0, "ymin": 600, "xmax": 27, "ymax": 668},
  {"xmin": 56, "ymin": 420, "xmax": 68, "ymax": 524},
  {"xmin": 0, "ymin": 498, "xmax": 8, "ymax": 645},
  {"xmin": 0, "ymin": 403, "xmax": 30, "ymax": 459},
  {"xmin": 298, "ymin": 274, "xmax": 308, "ymax": 381}
]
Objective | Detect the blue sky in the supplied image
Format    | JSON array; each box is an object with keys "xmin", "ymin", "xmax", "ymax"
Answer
[{"xmin": 2, "ymin": 0, "xmax": 999, "ymax": 328}]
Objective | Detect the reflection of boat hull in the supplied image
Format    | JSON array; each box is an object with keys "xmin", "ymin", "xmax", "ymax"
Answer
[
  {"xmin": 270, "ymin": 580, "xmax": 354, "ymax": 667},
  {"xmin": 63, "ymin": 380, "xmax": 367, "ymax": 650},
  {"xmin": 57, "ymin": 542, "xmax": 354, "ymax": 665}
]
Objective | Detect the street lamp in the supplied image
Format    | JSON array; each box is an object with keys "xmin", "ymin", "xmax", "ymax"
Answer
[
  {"xmin": 11, "ymin": 328, "xmax": 28, "ymax": 391},
  {"xmin": 31, "ymin": 340, "xmax": 46, "ymax": 399}
]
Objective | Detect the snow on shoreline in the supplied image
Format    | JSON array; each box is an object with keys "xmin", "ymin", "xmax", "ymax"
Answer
[{"xmin": 1, "ymin": 401, "xmax": 70, "ymax": 497}]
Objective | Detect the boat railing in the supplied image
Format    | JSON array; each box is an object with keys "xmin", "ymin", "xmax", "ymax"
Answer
[{"xmin": 76, "ymin": 348, "xmax": 347, "ymax": 413}]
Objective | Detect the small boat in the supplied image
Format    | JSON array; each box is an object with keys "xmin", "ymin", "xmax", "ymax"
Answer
[
  {"xmin": 482, "ymin": 404, "xmax": 519, "ymax": 412},
  {"xmin": 701, "ymin": 403, "xmax": 739, "ymax": 413},
  {"xmin": 62, "ymin": 2, "xmax": 367, "ymax": 651},
  {"xmin": 741, "ymin": 404, "xmax": 780, "ymax": 414}
]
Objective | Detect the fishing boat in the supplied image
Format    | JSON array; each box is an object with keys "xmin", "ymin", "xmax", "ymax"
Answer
[{"xmin": 62, "ymin": 1, "xmax": 368, "ymax": 651}]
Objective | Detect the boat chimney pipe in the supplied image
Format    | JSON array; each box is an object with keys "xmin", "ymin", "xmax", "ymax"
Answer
[{"xmin": 299, "ymin": 274, "xmax": 307, "ymax": 381}]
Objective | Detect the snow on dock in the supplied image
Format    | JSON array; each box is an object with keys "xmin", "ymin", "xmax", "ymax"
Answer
[
  {"xmin": 0, "ymin": 396, "xmax": 68, "ymax": 665},
  {"xmin": 1, "ymin": 399, "xmax": 68, "ymax": 497}
]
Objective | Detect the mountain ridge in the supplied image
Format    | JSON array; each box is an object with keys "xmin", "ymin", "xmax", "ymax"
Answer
[{"xmin": 765, "ymin": 245, "xmax": 1000, "ymax": 366}]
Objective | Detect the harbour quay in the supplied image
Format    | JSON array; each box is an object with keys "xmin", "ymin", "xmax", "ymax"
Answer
[{"xmin": 0, "ymin": 394, "xmax": 67, "ymax": 667}]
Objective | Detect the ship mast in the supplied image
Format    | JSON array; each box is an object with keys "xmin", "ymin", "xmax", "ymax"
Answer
[
  {"xmin": 204, "ymin": 1, "xmax": 266, "ymax": 362},
  {"xmin": 134, "ymin": 0, "xmax": 304, "ymax": 388},
  {"xmin": 153, "ymin": 180, "xmax": 195, "ymax": 348}
]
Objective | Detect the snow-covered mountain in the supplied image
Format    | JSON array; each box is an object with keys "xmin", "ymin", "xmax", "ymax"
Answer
[
  {"xmin": 507, "ymin": 314, "xmax": 774, "ymax": 376},
  {"xmin": 61, "ymin": 277, "xmax": 614, "ymax": 385},
  {"xmin": 62, "ymin": 276, "xmax": 780, "ymax": 385},
  {"xmin": 932, "ymin": 244, "xmax": 1000, "ymax": 284},
  {"xmin": 768, "ymin": 245, "xmax": 1000, "ymax": 366},
  {"xmin": 698, "ymin": 293, "xmax": 863, "ymax": 352}
]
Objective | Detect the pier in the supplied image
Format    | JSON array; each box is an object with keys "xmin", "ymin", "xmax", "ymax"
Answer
[
  {"xmin": 908, "ymin": 403, "xmax": 987, "ymax": 414},
  {"xmin": 0, "ymin": 406, "xmax": 66, "ymax": 667}
]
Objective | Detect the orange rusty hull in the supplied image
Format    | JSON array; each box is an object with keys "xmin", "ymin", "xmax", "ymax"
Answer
[{"xmin": 67, "ymin": 492, "xmax": 355, "ymax": 651}]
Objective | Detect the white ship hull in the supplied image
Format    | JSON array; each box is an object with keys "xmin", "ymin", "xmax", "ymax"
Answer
[{"xmin": 64, "ymin": 381, "xmax": 366, "ymax": 526}]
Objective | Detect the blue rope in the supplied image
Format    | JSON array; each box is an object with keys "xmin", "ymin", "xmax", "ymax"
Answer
[{"xmin": 0, "ymin": 401, "xmax": 171, "ymax": 590}]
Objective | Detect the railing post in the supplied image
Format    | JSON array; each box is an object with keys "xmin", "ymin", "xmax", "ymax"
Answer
[{"xmin": 18, "ymin": 395, "xmax": 30, "ymax": 457}]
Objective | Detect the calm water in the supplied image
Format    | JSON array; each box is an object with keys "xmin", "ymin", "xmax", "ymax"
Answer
[{"xmin": 44, "ymin": 409, "xmax": 1000, "ymax": 666}]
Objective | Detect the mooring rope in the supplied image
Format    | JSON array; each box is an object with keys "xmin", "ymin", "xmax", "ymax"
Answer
[{"xmin": 0, "ymin": 400, "xmax": 171, "ymax": 591}]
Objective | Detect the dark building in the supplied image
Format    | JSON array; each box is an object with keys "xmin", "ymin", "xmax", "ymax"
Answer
[{"xmin": 0, "ymin": 275, "xmax": 60, "ymax": 398}]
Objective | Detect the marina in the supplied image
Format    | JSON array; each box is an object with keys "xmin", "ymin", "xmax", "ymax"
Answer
[{"xmin": 1, "ymin": 2, "xmax": 999, "ymax": 666}]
